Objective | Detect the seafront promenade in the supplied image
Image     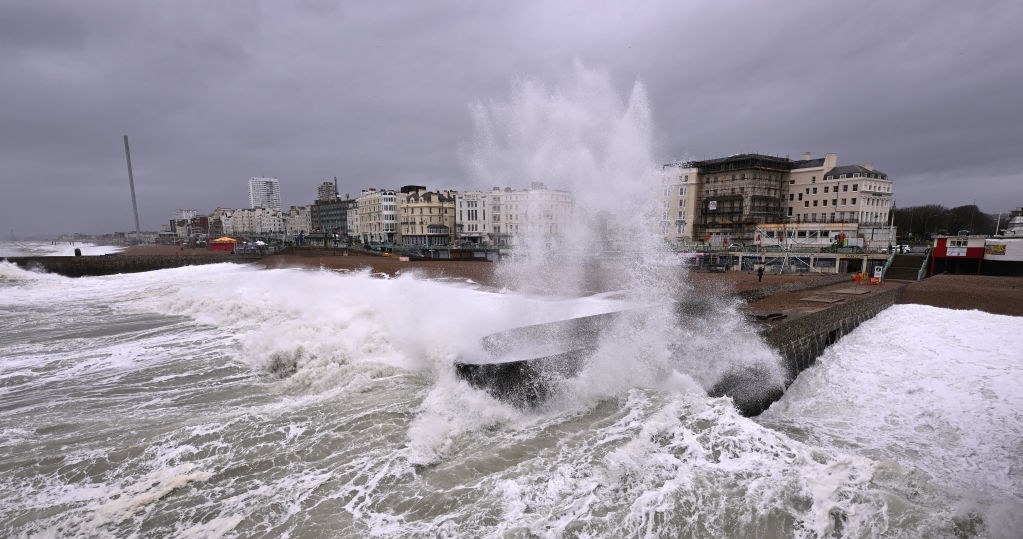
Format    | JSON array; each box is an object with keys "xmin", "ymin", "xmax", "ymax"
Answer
[{"xmin": 4, "ymin": 244, "xmax": 1020, "ymax": 316}]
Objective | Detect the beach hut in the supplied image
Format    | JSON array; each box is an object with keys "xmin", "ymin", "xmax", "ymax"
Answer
[{"xmin": 210, "ymin": 236, "xmax": 238, "ymax": 252}]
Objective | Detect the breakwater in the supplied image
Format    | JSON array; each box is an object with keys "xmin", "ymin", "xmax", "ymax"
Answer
[
  {"xmin": 759, "ymin": 286, "xmax": 903, "ymax": 380},
  {"xmin": 459, "ymin": 274, "xmax": 907, "ymax": 417},
  {"xmin": 3, "ymin": 254, "xmax": 265, "ymax": 277}
]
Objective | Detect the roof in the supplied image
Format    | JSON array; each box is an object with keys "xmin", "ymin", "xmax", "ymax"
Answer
[
  {"xmin": 824, "ymin": 165, "xmax": 888, "ymax": 180},
  {"xmin": 790, "ymin": 157, "xmax": 826, "ymax": 169},
  {"xmin": 211, "ymin": 236, "xmax": 238, "ymax": 243}
]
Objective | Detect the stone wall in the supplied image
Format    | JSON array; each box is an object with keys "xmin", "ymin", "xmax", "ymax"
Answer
[
  {"xmin": 3, "ymin": 254, "xmax": 264, "ymax": 277},
  {"xmin": 761, "ymin": 286, "xmax": 904, "ymax": 380}
]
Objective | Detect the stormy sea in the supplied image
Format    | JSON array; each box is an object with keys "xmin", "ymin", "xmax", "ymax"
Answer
[{"xmin": 1, "ymin": 240, "xmax": 1021, "ymax": 538}]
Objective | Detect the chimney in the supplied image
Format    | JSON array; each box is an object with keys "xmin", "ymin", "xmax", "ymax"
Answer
[{"xmin": 801, "ymin": 152, "xmax": 811, "ymax": 160}]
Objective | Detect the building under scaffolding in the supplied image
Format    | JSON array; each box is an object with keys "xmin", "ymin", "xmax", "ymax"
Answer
[{"xmin": 693, "ymin": 154, "xmax": 792, "ymax": 246}]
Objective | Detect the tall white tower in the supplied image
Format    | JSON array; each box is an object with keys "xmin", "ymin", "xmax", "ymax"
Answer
[{"xmin": 248, "ymin": 177, "xmax": 282, "ymax": 211}]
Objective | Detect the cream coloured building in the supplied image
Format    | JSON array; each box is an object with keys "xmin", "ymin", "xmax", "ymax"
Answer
[
  {"xmin": 658, "ymin": 163, "xmax": 701, "ymax": 245},
  {"xmin": 284, "ymin": 205, "xmax": 312, "ymax": 238},
  {"xmin": 398, "ymin": 186, "xmax": 457, "ymax": 247},
  {"xmin": 355, "ymin": 188, "xmax": 399, "ymax": 244},
  {"xmin": 787, "ymin": 152, "xmax": 895, "ymax": 248}
]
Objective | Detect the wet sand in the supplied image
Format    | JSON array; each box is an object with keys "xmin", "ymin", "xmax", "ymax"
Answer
[{"xmin": 898, "ymin": 274, "xmax": 1023, "ymax": 317}]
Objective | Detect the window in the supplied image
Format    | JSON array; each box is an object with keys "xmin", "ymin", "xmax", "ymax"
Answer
[
  {"xmin": 788, "ymin": 207, "xmax": 793, "ymax": 216},
  {"xmin": 804, "ymin": 201, "xmax": 809, "ymax": 207},
  {"xmin": 852, "ymin": 184, "xmax": 858, "ymax": 191},
  {"xmin": 822, "ymin": 200, "xmax": 828, "ymax": 206},
  {"xmin": 851, "ymin": 198, "xmax": 857, "ymax": 204},
  {"xmin": 833, "ymin": 199, "xmax": 838, "ymax": 206},
  {"xmin": 813, "ymin": 200, "xmax": 818, "ymax": 207},
  {"xmin": 824, "ymin": 186, "xmax": 829, "ymax": 193},
  {"xmin": 789, "ymin": 194, "xmax": 794, "ymax": 201},
  {"xmin": 812, "ymin": 187, "xmax": 818, "ymax": 194},
  {"xmin": 842, "ymin": 185, "xmax": 848, "ymax": 192},
  {"xmin": 841, "ymin": 198, "xmax": 846, "ymax": 205},
  {"xmin": 798, "ymin": 193, "xmax": 803, "ymax": 201}
]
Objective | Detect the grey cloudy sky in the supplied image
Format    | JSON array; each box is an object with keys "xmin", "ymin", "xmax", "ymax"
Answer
[{"xmin": 3, "ymin": 0, "xmax": 1021, "ymax": 237}]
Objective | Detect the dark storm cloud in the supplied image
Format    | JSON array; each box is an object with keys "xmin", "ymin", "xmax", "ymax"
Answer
[{"xmin": 2, "ymin": 0, "xmax": 1020, "ymax": 237}]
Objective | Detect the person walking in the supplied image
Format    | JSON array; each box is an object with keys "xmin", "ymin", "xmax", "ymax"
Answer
[{"xmin": 756, "ymin": 265, "xmax": 765, "ymax": 282}]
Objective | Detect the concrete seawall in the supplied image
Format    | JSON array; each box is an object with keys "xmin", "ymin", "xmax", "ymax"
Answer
[
  {"xmin": 758, "ymin": 286, "xmax": 903, "ymax": 380},
  {"xmin": 706, "ymin": 278, "xmax": 905, "ymax": 415},
  {"xmin": 3, "ymin": 254, "xmax": 264, "ymax": 277}
]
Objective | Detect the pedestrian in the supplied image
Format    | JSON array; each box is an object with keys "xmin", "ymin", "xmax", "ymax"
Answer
[{"xmin": 756, "ymin": 265, "xmax": 765, "ymax": 282}]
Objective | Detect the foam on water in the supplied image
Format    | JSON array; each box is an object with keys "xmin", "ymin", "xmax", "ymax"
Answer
[
  {"xmin": 1, "ymin": 263, "xmax": 1021, "ymax": 537},
  {"xmin": 0, "ymin": 241, "xmax": 123, "ymax": 258},
  {"xmin": 760, "ymin": 304, "xmax": 1023, "ymax": 538}
]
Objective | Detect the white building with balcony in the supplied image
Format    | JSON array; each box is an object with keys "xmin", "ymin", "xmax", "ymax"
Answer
[
  {"xmin": 355, "ymin": 188, "xmax": 398, "ymax": 244},
  {"xmin": 456, "ymin": 182, "xmax": 573, "ymax": 248}
]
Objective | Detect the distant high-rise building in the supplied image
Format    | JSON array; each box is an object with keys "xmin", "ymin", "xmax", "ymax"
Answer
[
  {"xmin": 248, "ymin": 177, "xmax": 282, "ymax": 211},
  {"xmin": 317, "ymin": 180, "xmax": 338, "ymax": 202}
]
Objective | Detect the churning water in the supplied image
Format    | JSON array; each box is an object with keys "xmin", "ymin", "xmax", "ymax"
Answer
[{"xmin": 1, "ymin": 249, "xmax": 1021, "ymax": 538}]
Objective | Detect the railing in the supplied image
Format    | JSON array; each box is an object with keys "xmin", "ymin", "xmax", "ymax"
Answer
[{"xmin": 918, "ymin": 249, "xmax": 931, "ymax": 281}]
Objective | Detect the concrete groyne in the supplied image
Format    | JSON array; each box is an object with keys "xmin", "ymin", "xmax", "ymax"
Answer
[
  {"xmin": 2, "ymin": 254, "xmax": 264, "ymax": 277},
  {"xmin": 458, "ymin": 275, "xmax": 907, "ymax": 416},
  {"xmin": 758, "ymin": 285, "xmax": 903, "ymax": 380}
]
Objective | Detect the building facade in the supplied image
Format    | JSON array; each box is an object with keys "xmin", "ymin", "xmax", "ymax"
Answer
[
  {"xmin": 694, "ymin": 154, "xmax": 791, "ymax": 247},
  {"xmin": 398, "ymin": 186, "xmax": 457, "ymax": 248},
  {"xmin": 248, "ymin": 177, "xmax": 282, "ymax": 211},
  {"xmin": 284, "ymin": 205, "xmax": 312, "ymax": 238},
  {"xmin": 456, "ymin": 182, "xmax": 573, "ymax": 248},
  {"xmin": 311, "ymin": 197, "xmax": 355, "ymax": 239},
  {"xmin": 662, "ymin": 152, "xmax": 896, "ymax": 248},
  {"xmin": 316, "ymin": 179, "xmax": 338, "ymax": 202},
  {"xmin": 658, "ymin": 164, "xmax": 701, "ymax": 246},
  {"xmin": 355, "ymin": 188, "xmax": 398, "ymax": 244}
]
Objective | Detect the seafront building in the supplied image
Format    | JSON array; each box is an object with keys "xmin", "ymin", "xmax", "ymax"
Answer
[
  {"xmin": 227, "ymin": 207, "xmax": 284, "ymax": 235},
  {"xmin": 692, "ymin": 154, "xmax": 791, "ymax": 247},
  {"xmin": 311, "ymin": 198, "xmax": 355, "ymax": 238},
  {"xmin": 316, "ymin": 179, "xmax": 339, "ymax": 202},
  {"xmin": 248, "ymin": 177, "xmax": 282, "ymax": 211},
  {"xmin": 659, "ymin": 152, "xmax": 895, "ymax": 250},
  {"xmin": 658, "ymin": 164, "xmax": 700, "ymax": 246},
  {"xmin": 355, "ymin": 188, "xmax": 399, "ymax": 244},
  {"xmin": 144, "ymin": 150, "xmax": 904, "ymax": 254},
  {"xmin": 456, "ymin": 182, "xmax": 573, "ymax": 248},
  {"xmin": 284, "ymin": 206, "xmax": 312, "ymax": 238},
  {"xmin": 398, "ymin": 186, "xmax": 457, "ymax": 248}
]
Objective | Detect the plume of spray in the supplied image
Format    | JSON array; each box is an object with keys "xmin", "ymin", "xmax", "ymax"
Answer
[
  {"xmin": 459, "ymin": 61, "xmax": 786, "ymax": 406},
  {"xmin": 463, "ymin": 61, "xmax": 685, "ymax": 301}
]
